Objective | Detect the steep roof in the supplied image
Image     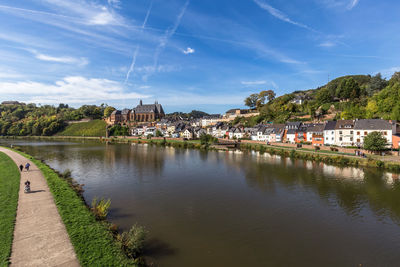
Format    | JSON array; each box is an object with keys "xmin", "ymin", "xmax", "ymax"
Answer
[
  {"xmin": 306, "ymin": 124, "xmax": 325, "ymax": 133},
  {"xmin": 354, "ymin": 119, "xmax": 392, "ymax": 130},
  {"xmin": 133, "ymin": 103, "xmax": 164, "ymax": 114},
  {"xmin": 335, "ymin": 120, "xmax": 354, "ymax": 129},
  {"xmin": 324, "ymin": 121, "xmax": 337, "ymax": 131},
  {"xmin": 121, "ymin": 108, "xmax": 131, "ymax": 115}
]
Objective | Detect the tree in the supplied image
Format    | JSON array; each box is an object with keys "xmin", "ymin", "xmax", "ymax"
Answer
[
  {"xmin": 364, "ymin": 132, "xmax": 387, "ymax": 153},
  {"xmin": 104, "ymin": 106, "xmax": 116, "ymax": 118},
  {"xmin": 244, "ymin": 94, "xmax": 259, "ymax": 109},
  {"xmin": 316, "ymin": 88, "xmax": 332, "ymax": 104},
  {"xmin": 155, "ymin": 129, "xmax": 163, "ymax": 137}
]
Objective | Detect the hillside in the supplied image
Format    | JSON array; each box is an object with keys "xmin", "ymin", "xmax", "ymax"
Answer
[
  {"xmin": 0, "ymin": 103, "xmax": 108, "ymax": 136},
  {"xmin": 242, "ymin": 72, "xmax": 400, "ymax": 125},
  {"xmin": 57, "ymin": 120, "xmax": 107, "ymax": 137}
]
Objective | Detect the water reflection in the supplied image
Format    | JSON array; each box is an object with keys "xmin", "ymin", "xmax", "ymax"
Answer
[{"xmin": 2, "ymin": 139, "xmax": 400, "ymax": 266}]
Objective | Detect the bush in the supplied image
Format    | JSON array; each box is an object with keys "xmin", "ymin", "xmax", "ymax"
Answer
[
  {"xmin": 91, "ymin": 197, "xmax": 111, "ymax": 220},
  {"xmin": 376, "ymin": 160, "xmax": 384, "ymax": 168},
  {"xmin": 117, "ymin": 224, "xmax": 148, "ymax": 258}
]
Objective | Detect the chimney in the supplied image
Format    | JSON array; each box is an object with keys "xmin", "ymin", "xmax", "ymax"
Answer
[{"xmin": 140, "ymin": 100, "xmax": 143, "ymax": 106}]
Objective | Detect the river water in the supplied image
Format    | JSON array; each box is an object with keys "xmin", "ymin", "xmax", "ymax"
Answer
[{"xmin": 2, "ymin": 139, "xmax": 400, "ymax": 266}]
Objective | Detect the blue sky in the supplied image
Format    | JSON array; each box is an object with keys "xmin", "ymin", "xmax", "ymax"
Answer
[{"xmin": 0, "ymin": 0, "xmax": 399, "ymax": 113}]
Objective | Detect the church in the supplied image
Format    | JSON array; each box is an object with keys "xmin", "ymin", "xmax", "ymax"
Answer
[{"xmin": 108, "ymin": 100, "xmax": 165, "ymax": 125}]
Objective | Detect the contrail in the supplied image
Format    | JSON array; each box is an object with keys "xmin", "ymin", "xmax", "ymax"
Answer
[
  {"xmin": 149, "ymin": 0, "xmax": 189, "ymax": 79},
  {"xmin": 124, "ymin": 0, "xmax": 153, "ymax": 84}
]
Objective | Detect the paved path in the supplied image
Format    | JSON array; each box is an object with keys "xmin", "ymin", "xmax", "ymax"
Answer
[{"xmin": 0, "ymin": 147, "xmax": 80, "ymax": 267}]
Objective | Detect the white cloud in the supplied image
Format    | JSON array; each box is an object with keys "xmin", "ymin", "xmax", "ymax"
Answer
[
  {"xmin": 135, "ymin": 65, "xmax": 181, "ymax": 74},
  {"xmin": 319, "ymin": 41, "xmax": 336, "ymax": 47},
  {"xmin": 40, "ymin": 0, "xmax": 125, "ymax": 26},
  {"xmin": 348, "ymin": 0, "xmax": 360, "ymax": 10},
  {"xmin": 241, "ymin": 80, "xmax": 267, "ymax": 86},
  {"xmin": 32, "ymin": 51, "xmax": 89, "ymax": 66},
  {"xmin": 241, "ymin": 80, "xmax": 278, "ymax": 89},
  {"xmin": 253, "ymin": 0, "xmax": 315, "ymax": 31},
  {"xmin": 183, "ymin": 47, "xmax": 195, "ymax": 55},
  {"xmin": 0, "ymin": 76, "xmax": 150, "ymax": 104}
]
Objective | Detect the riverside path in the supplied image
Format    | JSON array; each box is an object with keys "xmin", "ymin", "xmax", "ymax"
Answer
[{"xmin": 0, "ymin": 147, "xmax": 79, "ymax": 267}]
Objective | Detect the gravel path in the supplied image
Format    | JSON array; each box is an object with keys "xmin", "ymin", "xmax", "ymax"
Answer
[{"xmin": 0, "ymin": 148, "xmax": 79, "ymax": 267}]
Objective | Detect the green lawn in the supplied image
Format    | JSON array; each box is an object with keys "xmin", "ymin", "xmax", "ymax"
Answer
[
  {"xmin": 12, "ymin": 149, "xmax": 136, "ymax": 266},
  {"xmin": 0, "ymin": 152, "xmax": 20, "ymax": 266},
  {"xmin": 58, "ymin": 120, "xmax": 107, "ymax": 137}
]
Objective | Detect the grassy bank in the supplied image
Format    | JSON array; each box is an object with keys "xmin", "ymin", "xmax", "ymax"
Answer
[
  {"xmin": 0, "ymin": 152, "xmax": 20, "ymax": 266},
  {"xmin": 7, "ymin": 148, "xmax": 137, "ymax": 266},
  {"xmin": 58, "ymin": 120, "xmax": 106, "ymax": 137}
]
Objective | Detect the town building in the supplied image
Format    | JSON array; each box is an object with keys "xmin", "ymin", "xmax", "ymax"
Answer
[
  {"xmin": 335, "ymin": 120, "xmax": 355, "ymax": 147},
  {"xmin": 132, "ymin": 100, "xmax": 165, "ymax": 122},
  {"xmin": 354, "ymin": 119, "xmax": 394, "ymax": 147},
  {"xmin": 323, "ymin": 121, "xmax": 337, "ymax": 146}
]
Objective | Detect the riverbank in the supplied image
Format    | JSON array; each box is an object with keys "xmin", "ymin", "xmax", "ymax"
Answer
[
  {"xmin": 2, "ymin": 135, "xmax": 400, "ymax": 173},
  {"xmin": 3, "ymin": 147, "xmax": 140, "ymax": 266},
  {"xmin": 0, "ymin": 152, "xmax": 20, "ymax": 266}
]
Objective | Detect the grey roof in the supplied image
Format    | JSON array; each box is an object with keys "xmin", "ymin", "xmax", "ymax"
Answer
[
  {"xmin": 335, "ymin": 120, "xmax": 355, "ymax": 129},
  {"xmin": 354, "ymin": 119, "xmax": 392, "ymax": 130},
  {"xmin": 111, "ymin": 110, "xmax": 121, "ymax": 115},
  {"xmin": 133, "ymin": 103, "xmax": 164, "ymax": 114},
  {"xmin": 324, "ymin": 121, "xmax": 337, "ymax": 131},
  {"xmin": 306, "ymin": 124, "xmax": 325, "ymax": 133},
  {"xmin": 121, "ymin": 108, "xmax": 131, "ymax": 115},
  {"xmin": 286, "ymin": 129, "xmax": 297, "ymax": 134},
  {"xmin": 285, "ymin": 121, "xmax": 302, "ymax": 128}
]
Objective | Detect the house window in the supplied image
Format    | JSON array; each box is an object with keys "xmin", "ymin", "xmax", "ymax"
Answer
[
  {"xmin": 339, "ymin": 131, "xmax": 343, "ymax": 135},
  {"xmin": 383, "ymin": 131, "xmax": 387, "ymax": 135},
  {"xmin": 332, "ymin": 137, "xmax": 334, "ymax": 140},
  {"xmin": 331, "ymin": 131, "xmax": 334, "ymax": 134},
  {"xmin": 350, "ymin": 131, "xmax": 353, "ymax": 134},
  {"xmin": 339, "ymin": 137, "xmax": 342, "ymax": 141},
  {"xmin": 364, "ymin": 131, "xmax": 367, "ymax": 135},
  {"xmin": 350, "ymin": 137, "xmax": 353, "ymax": 141},
  {"xmin": 357, "ymin": 131, "xmax": 360, "ymax": 135}
]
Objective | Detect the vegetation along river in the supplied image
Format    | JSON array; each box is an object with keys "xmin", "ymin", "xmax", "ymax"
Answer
[{"xmin": 2, "ymin": 139, "xmax": 400, "ymax": 266}]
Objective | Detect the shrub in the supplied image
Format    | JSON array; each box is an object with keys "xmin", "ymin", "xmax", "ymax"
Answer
[
  {"xmin": 376, "ymin": 160, "xmax": 384, "ymax": 168},
  {"xmin": 91, "ymin": 197, "xmax": 111, "ymax": 220},
  {"xmin": 117, "ymin": 224, "xmax": 148, "ymax": 258}
]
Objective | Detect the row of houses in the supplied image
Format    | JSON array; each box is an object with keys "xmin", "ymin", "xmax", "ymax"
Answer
[
  {"xmin": 129, "ymin": 118, "xmax": 399, "ymax": 148},
  {"xmin": 283, "ymin": 119, "xmax": 397, "ymax": 148}
]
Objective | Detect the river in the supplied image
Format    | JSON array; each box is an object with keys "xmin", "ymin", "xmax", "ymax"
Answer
[{"xmin": 2, "ymin": 139, "xmax": 400, "ymax": 266}]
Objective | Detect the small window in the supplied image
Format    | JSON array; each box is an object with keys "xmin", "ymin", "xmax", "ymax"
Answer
[
  {"xmin": 350, "ymin": 131, "xmax": 353, "ymax": 134},
  {"xmin": 339, "ymin": 131, "xmax": 343, "ymax": 135},
  {"xmin": 339, "ymin": 137, "xmax": 342, "ymax": 141},
  {"xmin": 357, "ymin": 131, "xmax": 360, "ymax": 135},
  {"xmin": 383, "ymin": 131, "xmax": 387, "ymax": 135},
  {"xmin": 364, "ymin": 131, "xmax": 367, "ymax": 135},
  {"xmin": 350, "ymin": 137, "xmax": 353, "ymax": 141}
]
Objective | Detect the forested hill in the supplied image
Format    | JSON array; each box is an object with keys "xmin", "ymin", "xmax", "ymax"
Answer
[
  {"xmin": 0, "ymin": 104, "xmax": 113, "ymax": 136},
  {"xmin": 243, "ymin": 72, "xmax": 400, "ymax": 124}
]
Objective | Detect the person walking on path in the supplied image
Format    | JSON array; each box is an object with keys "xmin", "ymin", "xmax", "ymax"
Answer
[
  {"xmin": 25, "ymin": 162, "xmax": 30, "ymax": 171},
  {"xmin": 19, "ymin": 164, "xmax": 23, "ymax": 172}
]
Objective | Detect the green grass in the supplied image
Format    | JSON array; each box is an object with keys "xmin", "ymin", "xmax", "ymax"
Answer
[
  {"xmin": 58, "ymin": 120, "xmax": 107, "ymax": 137},
  {"xmin": 10, "ymin": 149, "xmax": 136, "ymax": 266},
  {"xmin": 0, "ymin": 152, "xmax": 20, "ymax": 266}
]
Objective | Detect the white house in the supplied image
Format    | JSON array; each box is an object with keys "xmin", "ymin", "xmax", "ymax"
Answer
[
  {"xmin": 323, "ymin": 121, "xmax": 337, "ymax": 146},
  {"xmin": 286, "ymin": 129, "xmax": 296, "ymax": 144},
  {"xmin": 354, "ymin": 119, "xmax": 394, "ymax": 147},
  {"xmin": 181, "ymin": 128, "xmax": 194, "ymax": 139},
  {"xmin": 334, "ymin": 120, "xmax": 355, "ymax": 147}
]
